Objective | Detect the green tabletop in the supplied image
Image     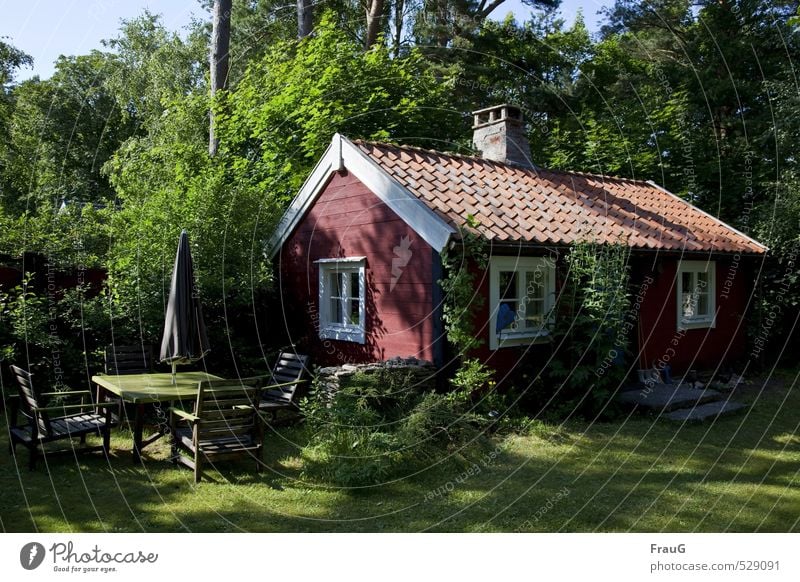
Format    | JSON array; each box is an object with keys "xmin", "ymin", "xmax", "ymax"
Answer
[{"xmin": 92, "ymin": 371, "xmax": 223, "ymax": 404}]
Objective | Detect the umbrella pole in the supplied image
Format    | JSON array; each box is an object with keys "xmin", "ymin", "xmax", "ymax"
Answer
[{"xmin": 171, "ymin": 361, "xmax": 177, "ymax": 385}]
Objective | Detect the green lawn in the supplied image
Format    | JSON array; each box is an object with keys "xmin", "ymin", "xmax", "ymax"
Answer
[{"xmin": 1, "ymin": 371, "xmax": 799, "ymax": 532}]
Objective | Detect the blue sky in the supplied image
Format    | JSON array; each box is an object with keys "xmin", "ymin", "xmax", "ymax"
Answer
[{"xmin": 0, "ymin": 0, "xmax": 611, "ymax": 81}]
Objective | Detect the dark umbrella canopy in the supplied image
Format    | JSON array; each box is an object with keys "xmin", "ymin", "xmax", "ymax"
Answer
[{"xmin": 160, "ymin": 230, "xmax": 210, "ymax": 372}]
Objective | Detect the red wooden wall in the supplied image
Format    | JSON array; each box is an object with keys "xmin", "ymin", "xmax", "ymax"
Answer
[
  {"xmin": 635, "ymin": 257, "xmax": 751, "ymax": 374},
  {"xmin": 278, "ymin": 170, "xmax": 437, "ymax": 365},
  {"xmin": 467, "ymin": 254, "xmax": 752, "ymax": 380}
]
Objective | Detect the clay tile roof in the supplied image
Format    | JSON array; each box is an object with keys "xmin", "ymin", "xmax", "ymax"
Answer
[{"xmin": 354, "ymin": 140, "xmax": 765, "ymax": 254}]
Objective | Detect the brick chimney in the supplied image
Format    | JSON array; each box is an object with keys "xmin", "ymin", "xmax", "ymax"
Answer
[{"xmin": 472, "ymin": 104, "xmax": 533, "ymax": 169}]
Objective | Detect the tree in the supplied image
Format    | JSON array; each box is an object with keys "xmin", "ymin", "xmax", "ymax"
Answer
[
  {"xmin": 365, "ymin": 0, "xmax": 387, "ymax": 48},
  {"xmin": 412, "ymin": 0, "xmax": 561, "ymax": 48},
  {"xmin": 3, "ymin": 53, "xmax": 135, "ymax": 217},
  {"xmin": 209, "ymin": 0, "xmax": 232, "ymax": 156},
  {"xmin": 217, "ymin": 12, "xmax": 459, "ymax": 200},
  {"xmin": 102, "ymin": 11, "xmax": 207, "ymax": 134},
  {"xmin": 0, "ymin": 38, "xmax": 32, "ymax": 87},
  {"xmin": 0, "ymin": 39, "xmax": 32, "ymax": 215},
  {"xmin": 298, "ymin": 0, "xmax": 314, "ymax": 38}
]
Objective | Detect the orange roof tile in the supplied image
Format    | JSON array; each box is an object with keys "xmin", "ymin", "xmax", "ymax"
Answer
[{"xmin": 354, "ymin": 141, "xmax": 765, "ymax": 254}]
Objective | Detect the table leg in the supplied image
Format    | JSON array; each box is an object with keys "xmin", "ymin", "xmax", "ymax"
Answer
[{"xmin": 132, "ymin": 403, "xmax": 145, "ymax": 463}]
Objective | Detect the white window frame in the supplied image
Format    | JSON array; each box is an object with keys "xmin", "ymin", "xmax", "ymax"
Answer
[
  {"xmin": 677, "ymin": 260, "xmax": 716, "ymax": 330},
  {"xmin": 489, "ymin": 256, "xmax": 556, "ymax": 350},
  {"xmin": 317, "ymin": 257, "xmax": 366, "ymax": 344}
]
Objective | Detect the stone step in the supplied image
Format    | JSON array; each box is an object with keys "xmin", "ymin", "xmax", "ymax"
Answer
[
  {"xmin": 617, "ymin": 385, "xmax": 722, "ymax": 412},
  {"xmin": 663, "ymin": 400, "xmax": 748, "ymax": 422}
]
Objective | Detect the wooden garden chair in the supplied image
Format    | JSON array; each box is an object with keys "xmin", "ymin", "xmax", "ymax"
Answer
[
  {"xmin": 101, "ymin": 343, "xmax": 155, "ymax": 426},
  {"xmin": 258, "ymin": 351, "xmax": 311, "ymax": 421},
  {"xmin": 104, "ymin": 344, "xmax": 153, "ymax": 375},
  {"xmin": 7, "ymin": 365, "xmax": 117, "ymax": 470},
  {"xmin": 169, "ymin": 378, "xmax": 264, "ymax": 483}
]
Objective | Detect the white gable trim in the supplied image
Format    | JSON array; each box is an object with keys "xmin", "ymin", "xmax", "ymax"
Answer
[
  {"xmin": 645, "ymin": 180, "xmax": 768, "ymax": 253},
  {"xmin": 266, "ymin": 134, "xmax": 455, "ymax": 258}
]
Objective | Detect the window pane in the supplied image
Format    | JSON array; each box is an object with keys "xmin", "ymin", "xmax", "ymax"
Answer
[
  {"xmin": 331, "ymin": 296, "xmax": 343, "ymax": 324},
  {"xmin": 697, "ymin": 292, "xmax": 709, "ymax": 316},
  {"xmin": 497, "ymin": 300, "xmax": 518, "ymax": 332},
  {"xmin": 499, "ymin": 271, "xmax": 517, "ymax": 300},
  {"xmin": 524, "ymin": 271, "xmax": 544, "ymax": 300},
  {"xmin": 697, "ymin": 271, "xmax": 708, "ymax": 289},
  {"xmin": 681, "ymin": 293, "xmax": 695, "ymax": 318},
  {"xmin": 682, "ymin": 271, "xmax": 693, "ymax": 293},
  {"xmin": 329, "ymin": 272, "xmax": 342, "ymax": 298},
  {"xmin": 350, "ymin": 272, "xmax": 360, "ymax": 299},
  {"xmin": 349, "ymin": 299, "xmax": 360, "ymax": 325},
  {"xmin": 524, "ymin": 300, "xmax": 544, "ymax": 328}
]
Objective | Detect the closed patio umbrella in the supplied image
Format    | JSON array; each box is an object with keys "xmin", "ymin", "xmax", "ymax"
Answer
[{"xmin": 160, "ymin": 229, "xmax": 210, "ymax": 383}]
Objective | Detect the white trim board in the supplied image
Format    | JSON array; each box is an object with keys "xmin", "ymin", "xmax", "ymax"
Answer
[{"xmin": 266, "ymin": 134, "xmax": 456, "ymax": 258}]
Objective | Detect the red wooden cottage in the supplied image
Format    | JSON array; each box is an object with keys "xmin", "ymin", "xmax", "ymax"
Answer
[{"xmin": 267, "ymin": 104, "xmax": 767, "ymax": 375}]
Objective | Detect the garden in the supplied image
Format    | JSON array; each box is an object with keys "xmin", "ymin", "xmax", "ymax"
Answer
[
  {"xmin": 1, "ymin": 368, "xmax": 798, "ymax": 532},
  {"xmin": 2, "ymin": 1, "xmax": 800, "ymax": 534}
]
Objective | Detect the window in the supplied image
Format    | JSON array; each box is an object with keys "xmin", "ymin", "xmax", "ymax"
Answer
[
  {"xmin": 677, "ymin": 260, "xmax": 715, "ymax": 329},
  {"xmin": 317, "ymin": 257, "xmax": 366, "ymax": 343},
  {"xmin": 489, "ymin": 256, "xmax": 556, "ymax": 349}
]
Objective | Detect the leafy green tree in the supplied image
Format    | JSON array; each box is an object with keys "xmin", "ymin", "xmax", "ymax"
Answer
[
  {"xmin": 102, "ymin": 11, "xmax": 207, "ymax": 134},
  {"xmin": 0, "ymin": 39, "xmax": 32, "ymax": 216},
  {"xmin": 0, "ymin": 38, "xmax": 32, "ymax": 87},
  {"xmin": 2, "ymin": 52, "xmax": 135, "ymax": 217},
  {"xmin": 412, "ymin": 0, "xmax": 560, "ymax": 48},
  {"xmin": 217, "ymin": 12, "xmax": 460, "ymax": 201}
]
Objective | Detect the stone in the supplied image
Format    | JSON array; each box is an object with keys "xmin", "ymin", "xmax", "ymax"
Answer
[
  {"xmin": 617, "ymin": 385, "xmax": 722, "ymax": 412},
  {"xmin": 663, "ymin": 400, "xmax": 747, "ymax": 422}
]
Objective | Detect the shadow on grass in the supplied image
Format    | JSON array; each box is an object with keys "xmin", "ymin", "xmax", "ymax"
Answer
[{"xmin": 1, "ymin": 375, "xmax": 798, "ymax": 532}]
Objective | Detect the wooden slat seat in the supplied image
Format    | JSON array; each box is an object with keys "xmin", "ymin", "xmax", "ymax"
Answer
[
  {"xmin": 7, "ymin": 365, "xmax": 117, "ymax": 469},
  {"xmin": 169, "ymin": 378, "xmax": 264, "ymax": 482}
]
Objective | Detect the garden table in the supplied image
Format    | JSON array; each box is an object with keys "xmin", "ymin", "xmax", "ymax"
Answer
[{"xmin": 91, "ymin": 371, "xmax": 222, "ymax": 462}]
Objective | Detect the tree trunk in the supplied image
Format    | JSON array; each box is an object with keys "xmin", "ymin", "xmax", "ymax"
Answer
[
  {"xmin": 297, "ymin": 0, "xmax": 313, "ymax": 39},
  {"xmin": 209, "ymin": 0, "xmax": 232, "ymax": 157},
  {"xmin": 393, "ymin": 0, "xmax": 404, "ymax": 57},
  {"xmin": 365, "ymin": 0, "xmax": 386, "ymax": 49},
  {"xmin": 436, "ymin": 0, "xmax": 449, "ymax": 47}
]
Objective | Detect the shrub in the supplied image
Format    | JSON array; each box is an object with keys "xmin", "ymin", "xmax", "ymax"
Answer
[
  {"xmin": 300, "ymin": 368, "xmax": 486, "ymax": 487},
  {"xmin": 0, "ymin": 275, "xmax": 91, "ymax": 390},
  {"xmin": 547, "ymin": 240, "xmax": 631, "ymax": 419}
]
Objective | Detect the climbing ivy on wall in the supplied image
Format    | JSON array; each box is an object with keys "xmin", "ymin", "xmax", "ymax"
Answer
[
  {"xmin": 438, "ymin": 218, "xmax": 493, "ymax": 397},
  {"xmin": 438, "ymin": 218, "xmax": 488, "ymax": 356},
  {"xmin": 548, "ymin": 239, "xmax": 632, "ymax": 418}
]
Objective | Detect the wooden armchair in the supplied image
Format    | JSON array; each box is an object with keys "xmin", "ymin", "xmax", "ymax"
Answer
[
  {"xmin": 169, "ymin": 378, "xmax": 264, "ymax": 483},
  {"xmin": 258, "ymin": 351, "xmax": 311, "ymax": 421},
  {"xmin": 7, "ymin": 365, "xmax": 117, "ymax": 470}
]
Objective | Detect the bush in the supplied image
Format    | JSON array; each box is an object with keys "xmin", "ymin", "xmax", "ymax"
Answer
[
  {"xmin": 547, "ymin": 240, "xmax": 631, "ymax": 419},
  {"xmin": 0, "ymin": 276, "xmax": 95, "ymax": 390},
  {"xmin": 299, "ymin": 368, "xmax": 486, "ymax": 487}
]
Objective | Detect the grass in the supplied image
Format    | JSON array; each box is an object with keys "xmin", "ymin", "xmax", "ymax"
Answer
[{"xmin": 1, "ymin": 370, "xmax": 799, "ymax": 532}]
